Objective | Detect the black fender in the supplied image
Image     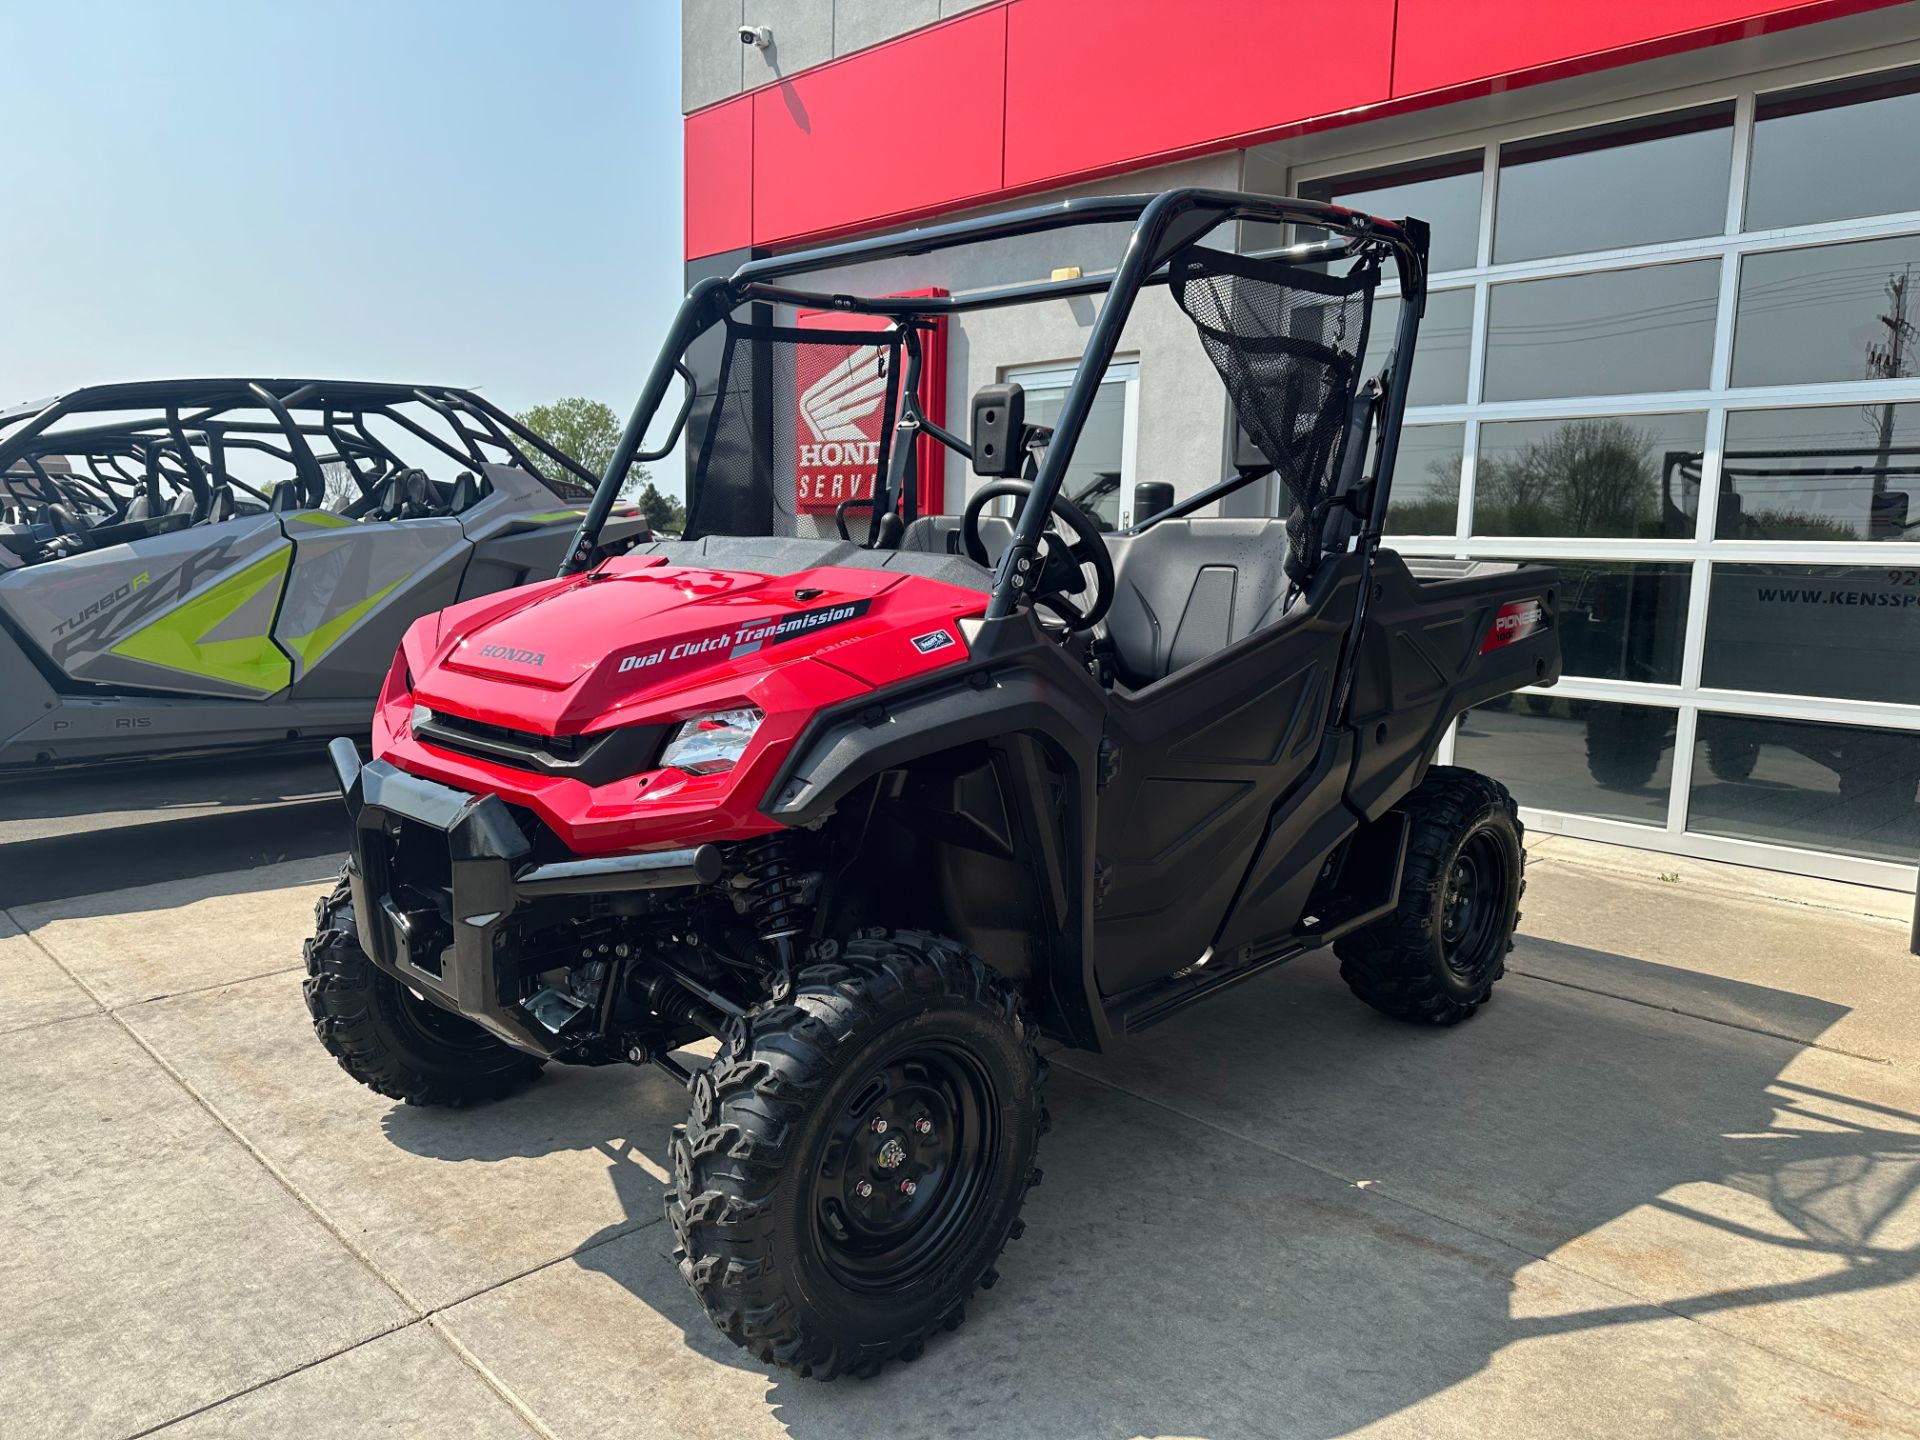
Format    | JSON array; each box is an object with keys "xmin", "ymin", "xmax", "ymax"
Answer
[{"xmin": 763, "ymin": 612, "xmax": 1112, "ymax": 1048}]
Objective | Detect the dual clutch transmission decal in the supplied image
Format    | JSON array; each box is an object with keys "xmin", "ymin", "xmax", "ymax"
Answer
[{"xmin": 616, "ymin": 599, "xmax": 873, "ymax": 681}]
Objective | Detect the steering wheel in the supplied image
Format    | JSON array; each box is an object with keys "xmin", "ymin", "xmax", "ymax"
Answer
[{"xmin": 962, "ymin": 478, "xmax": 1115, "ymax": 631}]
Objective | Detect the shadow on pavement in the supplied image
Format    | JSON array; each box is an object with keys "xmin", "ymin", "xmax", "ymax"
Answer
[
  {"xmin": 0, "ymin": 750, "xmax": 343, "ymax": 907},
  {"xmin": 377, "ymin": 948, "xmax": 1920, "ymax": 1439}
]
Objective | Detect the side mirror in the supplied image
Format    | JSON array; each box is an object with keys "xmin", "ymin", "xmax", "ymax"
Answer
[
  {"xmin": 970, "ymin": 383, "xmax": 1025, "ymax": 478},
  {"xmin": 1230, "ymin": 413, "xmax": 1269, "ymax": 473}
]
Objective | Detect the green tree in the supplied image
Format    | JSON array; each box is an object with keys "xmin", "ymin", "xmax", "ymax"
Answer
[
  {"xmin": 1477, "ymin": 419, "xmax": 1657, "ymax": 538},
  {"xmin": 634, "ymin": 479, "xmax": 686, "ymax": 536},
  {"xmin": 514, "ymin": 396, "xmax": 646, "ymax": 495}
]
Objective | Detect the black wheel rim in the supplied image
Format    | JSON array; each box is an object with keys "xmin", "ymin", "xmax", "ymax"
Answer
[
  {"xmin": 809, "ymin": 1040, "xmax": 1001, "ymax": 1294},
  {"xmin": 390, "ymin": 980, "xmax": 496, "ymax": 1055},
  {"xmin": 1439, "ymin": 830, "xmax": 1509, "ymax": 981}
]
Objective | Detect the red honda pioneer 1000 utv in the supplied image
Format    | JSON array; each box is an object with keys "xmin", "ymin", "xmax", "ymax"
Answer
[{"xmin": 308, "ymin": 189, "xmax": 1560, "ymax": 1377}]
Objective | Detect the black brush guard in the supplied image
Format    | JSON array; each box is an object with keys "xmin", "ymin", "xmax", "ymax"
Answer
[{"xmin": 327, "ymin": 738, "xmax": 719, "ymax": 1057}]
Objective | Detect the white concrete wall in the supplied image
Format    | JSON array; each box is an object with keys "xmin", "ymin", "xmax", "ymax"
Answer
[
  {"xmin": 683, "ymin": 0, "xmax": 995, "ymax": 112},
  {"xmin": 780, "ymin": 153, "xmax": 1244, "ymax": 515}
]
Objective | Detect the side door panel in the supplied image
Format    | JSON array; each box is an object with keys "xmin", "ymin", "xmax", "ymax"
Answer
[
  {"xmin": 276, "ymin": 512, "xmax": 470, "ymax": 699},
  {"xmin": 0, "ymin": 515, "xmax": 293, "ymax": 698},
  {"xmin": 1091, "ymin": 560, "xmax": 1361, "ymax": 996}
]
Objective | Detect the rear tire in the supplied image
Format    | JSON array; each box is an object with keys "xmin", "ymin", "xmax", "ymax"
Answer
[
  {"xmin": 666, "ymin": 930, "xmax": 1045, "ymax": 1379},
  {"xmin": 1334, "ymin": 767, "xmax": 1524, "ymax": 1026},
  {"xmin": 303, "ymin": 867, "xmax": 543, "ymax": 1107},
  {"xmin": 1703, "ymin": 716, "xmax": 1760, "ymax": 782},
  {"xmin": 1584, "ymin": 706, "xmax": 1663, "ymax": 790}
]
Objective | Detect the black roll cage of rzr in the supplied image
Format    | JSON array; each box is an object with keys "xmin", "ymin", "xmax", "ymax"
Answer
[
  {"xmin": 0, "ymin": 379, "xmax": 600, "ymax": 516},
  {"xmin": 562, "ymin": 187, "xmax": 1430, "ymax": 612}
]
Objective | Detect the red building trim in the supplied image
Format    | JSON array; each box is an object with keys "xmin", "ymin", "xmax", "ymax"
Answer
[{"xmin": 686, "ymin": 0, "xmax": 1906, "ymax": 259}]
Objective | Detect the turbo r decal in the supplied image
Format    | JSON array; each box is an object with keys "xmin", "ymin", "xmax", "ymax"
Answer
[{"xmin": 53, "ymin": 571, "xmax": 151, "ymax": 638}]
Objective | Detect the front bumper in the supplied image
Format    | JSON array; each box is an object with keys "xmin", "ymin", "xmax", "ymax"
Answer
[{"xmin": 328, "ymin": 738, "xmax": 719, "ymax": 1057}]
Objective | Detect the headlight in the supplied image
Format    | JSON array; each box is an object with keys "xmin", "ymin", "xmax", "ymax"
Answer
[
  {"xmin": 409, "ymin": 703, "xmax": 433, "ymax": 737},
  {"xmin": 658, "ymin": 707, "xmax": 763, "ymax": 775}
]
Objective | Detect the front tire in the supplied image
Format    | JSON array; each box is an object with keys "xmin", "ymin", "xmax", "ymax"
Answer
[
  {"xmin": 302, "ymin": 867, "xmax": 544, "ymax": 1106},
  {"xmin": 666, "ymin": 930, "xmax": 1046, "ymax": 1379},
  {"xmin": 1334, "ymin": 767, "xmax": 1524, "ymax": 1026}
]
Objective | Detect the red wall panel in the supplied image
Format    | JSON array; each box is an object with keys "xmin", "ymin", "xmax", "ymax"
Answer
[
  {"xmin": 1392, "ymin": 0, "xmax": 1879, "ymax": 97},
  {"xmin": 686, "ymin": 0, "xmax": 1907, "ymax": 256},
  {"xmin": 750, "ymin": 7, "xmax": 1007, "ymax": 248},
  {"xmin": 684, "ymin": 98, "xmax": 753, "ymax": 258},
  {"xmin": 1002, "ymin": 0, "xmax": 1395, "ymax": 189}
]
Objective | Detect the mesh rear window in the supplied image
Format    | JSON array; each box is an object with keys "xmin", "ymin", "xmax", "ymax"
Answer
[
  {"xmin": 1169, "ymin": 247, "xmax": 1378, "ymax": 584},
  {"xmin": 684, "ymin": 319, "xmax": 903, "ymax": 541}
]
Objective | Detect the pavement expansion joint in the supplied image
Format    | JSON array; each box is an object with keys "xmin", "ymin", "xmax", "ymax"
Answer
[
  {"xmin": 1049, "ymin": 1046, "xmax": 1920, "ymax": 1418},
  {"xmin": 1507, "ymin": 965, "xmax": 1897, "ymax": 1067}
]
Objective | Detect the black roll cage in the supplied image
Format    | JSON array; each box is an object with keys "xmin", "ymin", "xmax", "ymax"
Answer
[
  {"xmin": 0, "ymin": 379, "xmax": 600, "ymax": 515},
  {"xmin": 565, "ymin": 187, "xmax": 1430, "ymax": 621}
]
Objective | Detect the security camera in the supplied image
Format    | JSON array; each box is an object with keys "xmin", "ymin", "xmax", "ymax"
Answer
[{"xmin": 738, "ymin": 25, "xmax": 772, "ymax": 48}]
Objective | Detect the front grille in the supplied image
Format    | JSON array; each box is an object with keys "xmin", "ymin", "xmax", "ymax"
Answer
[
  {"xmin": 415, "ymin": 709, "xmax": 668, "ymax": 787},
  {"xmin": 424, "ymin": 712, "xmax": 588, "ymax": 764}
]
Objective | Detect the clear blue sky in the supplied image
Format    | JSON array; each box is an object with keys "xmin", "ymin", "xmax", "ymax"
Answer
[{"xmin": 5, "ymin": 1, "xmax": 683, "ymax": 450}]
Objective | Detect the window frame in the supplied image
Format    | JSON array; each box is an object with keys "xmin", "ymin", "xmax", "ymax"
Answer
[
  {"xmin": 999, "ymin": 357, "xmax": 1142, "ymax": 528},
  {"xmin": 1279, "ymin": 36, "xmax": 1920, "ymax": 890}
]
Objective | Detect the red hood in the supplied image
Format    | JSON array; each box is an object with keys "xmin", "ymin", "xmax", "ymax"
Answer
[{"xmin": 408, "ymin": 555, "xmax": 983, "ymax": 736}]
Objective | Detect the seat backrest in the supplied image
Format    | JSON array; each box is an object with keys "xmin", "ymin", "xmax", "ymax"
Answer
[
  {"xmin": 1101, "ymin": 517, "xmax": 1294, "ymax": 689},
  {"xmin": 899, "ymin": 514, "xmax": 1014, "ymax": 564},
  {"xmin": 374, "ymin": 468, "xmax": 434, "ymax": 520},
  {"xmin": 269, "ymin": 482, "xmax": 304, "ymax": 513},
  {"xmin": 208, "ymin": 484, "xmax": 236, "ymax": 523},
  {"xmin": 447, "ymin": 470, "xmax": 481, "ymax": 513}
]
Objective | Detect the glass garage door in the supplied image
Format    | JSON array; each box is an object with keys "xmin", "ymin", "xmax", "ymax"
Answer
[{"xmin": 1296, "ymin": 63, "xmax": 1920, "ymax": 887}]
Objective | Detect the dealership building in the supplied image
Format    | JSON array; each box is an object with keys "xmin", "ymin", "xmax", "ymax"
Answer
[{"xmin": 680, "ymin": 0, "xmax": 1920, "ymax": 889}]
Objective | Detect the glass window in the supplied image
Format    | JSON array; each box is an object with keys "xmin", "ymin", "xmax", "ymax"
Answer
[
  {"xmin": 1719, "ymin": 404, "xmax": 1920, "ymax": 541},
  {"xmin": 1688, "ymin": 715, "xmax": 1920, "ymax": 863},
  {"xmin": 1301, "ymin": 153, "xmax": 1485, "ymax": 274},
  {"xmin": 1731, "ymin": 233, "xmax": 1920, "ymax": 388},
  {"xmin": 1747, "ymin": 68, "xmax": 1920, "ymax": 231},
  {"xmin": 1520, "ymin": 559, "xmax": 1692, "ymax": 684},
  {"xmin": 1453, "ymin": 697, "xmax": 1673, "ymax": 825},
  {"xmin": 1003, "ymin": 361, "xmax": 1135, "ymax": 530},
  {"xmin": 1473, "ymin": 412, "xmax": 1706, "ymax": 538},
  {"xmin": 1483, "ymin": 261, "xmax": 1720, "ymax": 402},
  {"xmin": 1364, "ymin": 288, "xmax": 1473, "ymax": 407},
  {"xmin": 1702, "ymin": 563, "xmax": 1920, "ymax": 704},
  {"xmin": 1493, "ymin": 106, "xmax": 1734, "ymax": 264},
  {"xmin": 1385, "ymin": 424, "xmax": 1463, "ymax": 534}
]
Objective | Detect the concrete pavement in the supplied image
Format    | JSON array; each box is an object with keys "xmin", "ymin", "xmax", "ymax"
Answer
[{"xmin": 2, "ymin": 833, "xmax": 1918, "ymax": 1438}]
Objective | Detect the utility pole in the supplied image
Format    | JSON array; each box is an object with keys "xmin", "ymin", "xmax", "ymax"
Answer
[{"xmin": 1865, "ymin": 265, "xmax": 1916, "ymax": 537}]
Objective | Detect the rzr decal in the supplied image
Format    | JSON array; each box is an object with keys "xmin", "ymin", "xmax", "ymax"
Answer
[
  {"xmin": 910, "ymin": 629, "xmax": 956, "ymax": 655},
  {"xmin": 50, "ymin": 539, "xmax": 246, "ymax": 664},
  {"xmin": 617, "ymin": 599, "xmax": 872, "ymax": 680}
]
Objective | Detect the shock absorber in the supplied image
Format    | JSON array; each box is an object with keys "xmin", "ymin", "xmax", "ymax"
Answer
[{"xmin": 728, "ymin": 834, "xmax": 819, "ymax": 979}]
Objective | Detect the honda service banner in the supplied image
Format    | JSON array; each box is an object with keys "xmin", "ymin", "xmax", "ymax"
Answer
[{"xmin": 793, "ymin": 298, "xmax": 947, "ymax": 516}]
